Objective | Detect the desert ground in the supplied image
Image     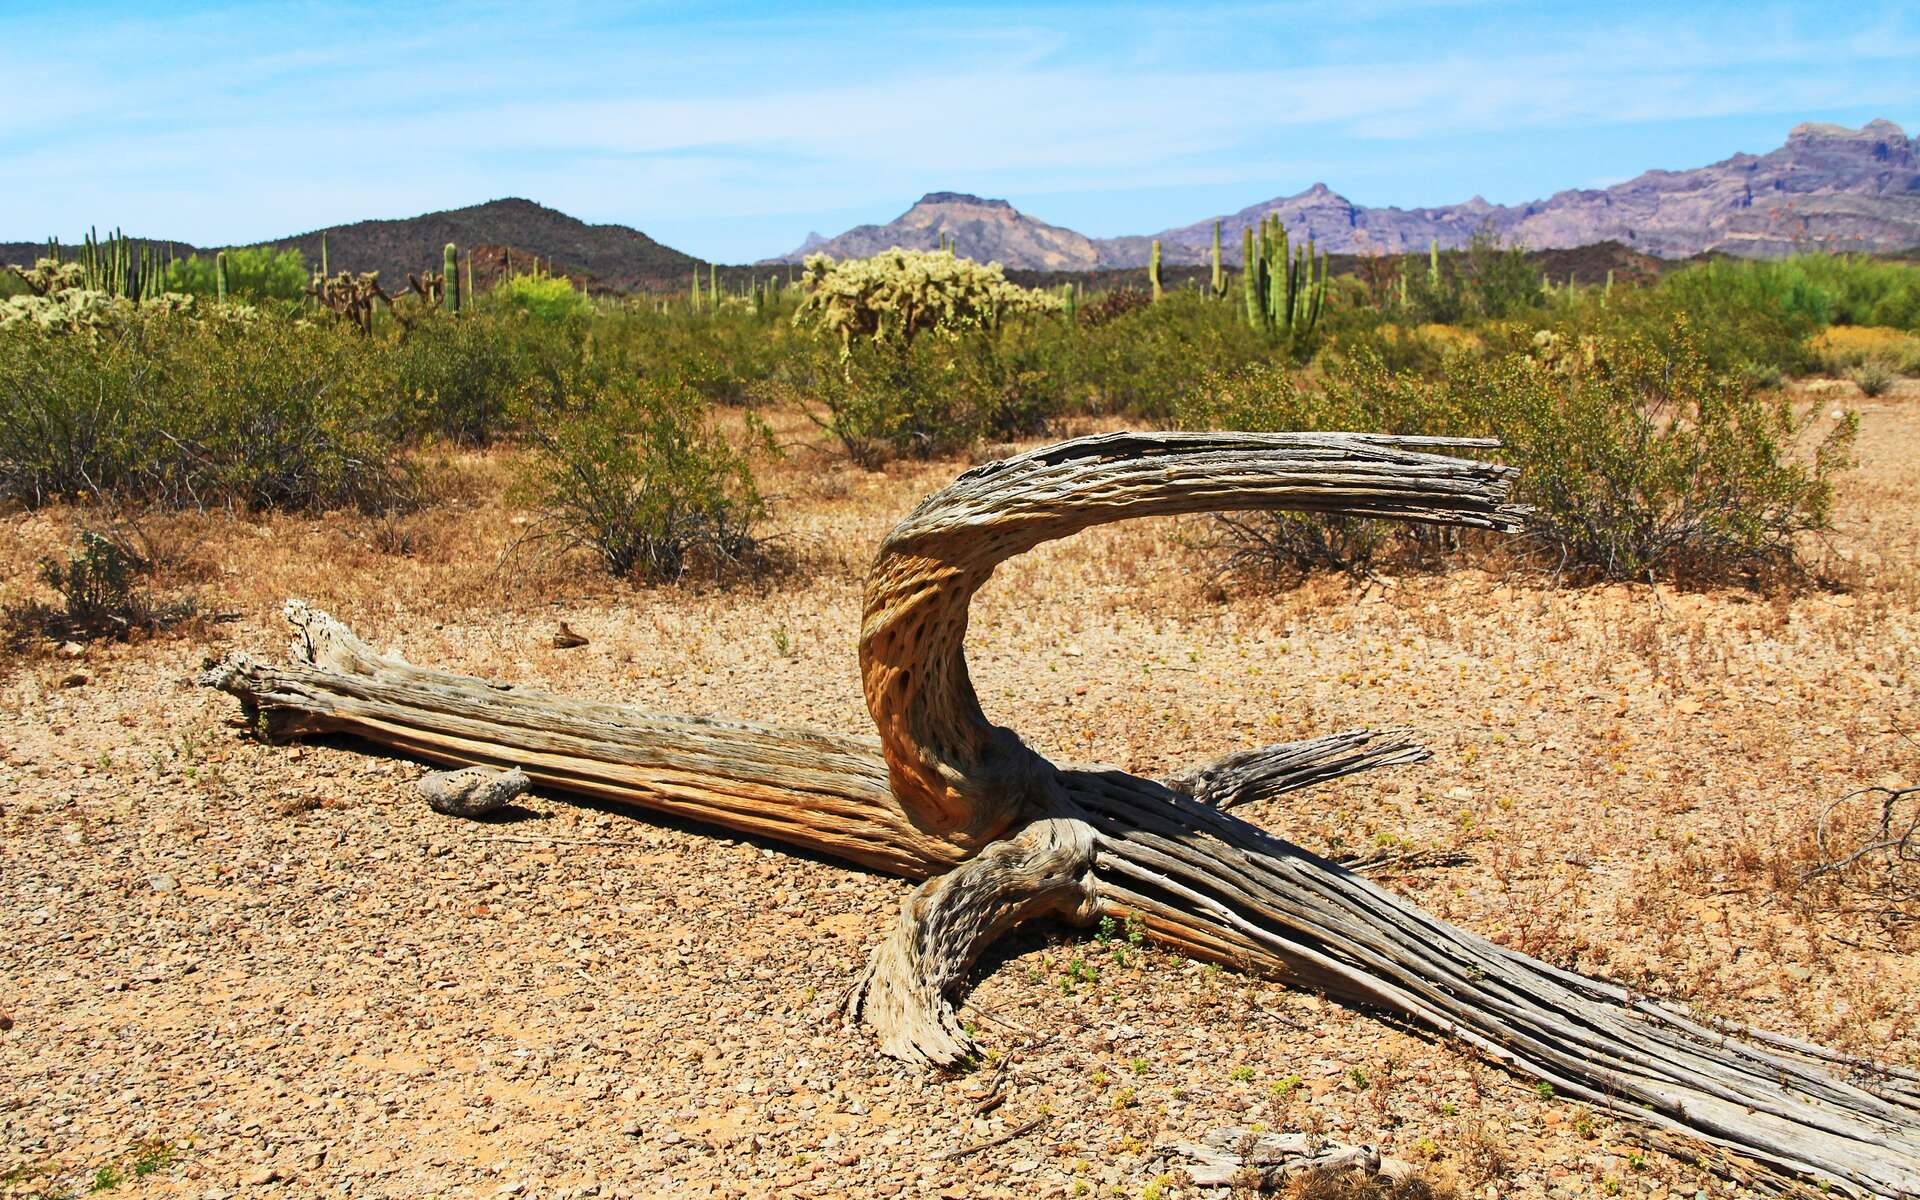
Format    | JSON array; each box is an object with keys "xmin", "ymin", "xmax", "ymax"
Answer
[{"xmin": 2, "ymin": 390, "xmax": 1915, "ymax": 1200}]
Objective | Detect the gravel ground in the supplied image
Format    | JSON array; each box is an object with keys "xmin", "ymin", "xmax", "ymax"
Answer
[{"xmin": 2, "ymin": 399, "xmax": 1915, "ymax": 1200}]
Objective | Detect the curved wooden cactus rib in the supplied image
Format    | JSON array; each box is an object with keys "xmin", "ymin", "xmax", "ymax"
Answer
[{"xmin": 201, "ymin": 433, "xmax": 1920, "ymax": 1197}]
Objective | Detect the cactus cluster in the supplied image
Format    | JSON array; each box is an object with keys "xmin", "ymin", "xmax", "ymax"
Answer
[
  {"xmin": 1241, "ymin": 214, "xmax": 1327, "ymax": 345},
  {"xmin": 78, "ymin": 227, "xmax": 174, "ymax": 303}
]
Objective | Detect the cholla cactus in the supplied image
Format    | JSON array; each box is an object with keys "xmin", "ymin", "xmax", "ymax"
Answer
[{"xmin": 792, "ymin": 248, "xmax": 1062, "ymax": 353}]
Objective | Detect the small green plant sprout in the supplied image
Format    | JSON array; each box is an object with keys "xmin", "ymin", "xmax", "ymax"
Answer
[
  {"xmin": 1270, "ymin": 1074, "xmax": 1303, "ymax": 1098},
  {"xmin": 1535, "ymin": 1082, "xmax": 1555, "ymax": 1100},
  {"xmin": 1573, "ymin": 1113, "xmax": 1595, "ymax": 1137},
  {"xmin": 1230, "ymin": 1065, "xmax": 1255, "ymax": 1083},
  {"xmin": 1141, "ymin": 1174, "xmax": 1171, "ymax": 1200},
  {"xmin": 1348, "ymin": 1067, "xmax": 1370, "ymax": 1089},
  {"xmin": 91, "ymin": 1163, "xmax": 123, "ymax": 1192},
  {"xmin": 769, "ymin": 624, "xmax": 794, "ymax": 658},
  {"xmin": 1112, "ymin": 1086, "xmax": 1137, "ymax": 1109},
  {"xmin": 1096, "ymin": 915, "xmax": 1118, "ymax": 944},
  {"xmin": 1125, "ymin": 915, "xmax": 1146, "ymax": 947},
  {"xmin": 1129, "ymin": 1057, "xmax": 1150, "ymax": 1076},
  {"xmin": 1090, "ymin": 1069, "xmax": 1110, "ymax": 1086},
  {"xmin": 1440, "ymin": 1101, "xmax": 1460, "ymax": 1117}
]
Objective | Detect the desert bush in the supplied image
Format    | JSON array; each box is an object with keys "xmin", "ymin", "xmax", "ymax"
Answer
[
  {"xmin": 1847, "ymin": 357, "xmax": 1898, "ymax": 397},
  {"xmin": 514, "ymin": 377, "xmax": 770, "ymax": 582},
  {"xmin": 1180, "ymin": 323, "xmax": 1856, "ymax": 586},
  {"xmin": 0, "ymin": 311, "xmax": 411, "ymax": 512},
  {"xmin": 1077, "ymin": 286, "xmax": 1152, "ymax": 327},
  {"xmin": 487, "ymin": 271, "xmax": 594, "ymax": 322},
  {"xmin": 1460, "ymin": 228, "xmax": 1542, "ymax": 320},
  {"xmin": 4, "ymin": 530, "xmax": 190, "ymax": 644},
  {"xmin": 165, "ymin": 246, "xmax": 309, "ymax": 304},
  {"xmin": 784, "ymin": 338, "xmax": 1000, "ymax": 467},
  {"xmin": 388, "ymin": 312, "xmax": 581, "ymax": 443},
  {"xmin": 1814, "ymin": 325, "xmax": 1920, "ymax": 375},
  {"xmin": 1487, "ymin": 324, "xmax": 1856, "ymax": 583}
]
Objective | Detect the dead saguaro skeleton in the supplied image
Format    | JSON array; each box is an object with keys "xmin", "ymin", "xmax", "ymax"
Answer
[{"xmin": 202, "ymin": 432, "xmax": 1920, "ymax": 1197}]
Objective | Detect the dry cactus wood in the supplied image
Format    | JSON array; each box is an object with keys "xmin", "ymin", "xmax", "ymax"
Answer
[{"xmin": 201, "ymin": 432, "xmax": 1920, "ymax": 1197}]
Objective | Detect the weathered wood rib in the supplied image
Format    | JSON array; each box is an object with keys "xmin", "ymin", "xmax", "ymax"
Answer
[
  {"xmin": 857, "ymin": 432, "xmax": 1522, "ymax": 848},
  {"xmin": 201, "ymin": 603, "xmax": 1425, "ymax": 879},
  {"xmin": 1061, "ymin": 770, "xmax": 1920, "ymax": 1198}
]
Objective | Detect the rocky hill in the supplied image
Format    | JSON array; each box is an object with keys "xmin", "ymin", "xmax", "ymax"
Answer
[
  {"xmin": 3, "ymin": 198, "xmax": 705, "ymax": 294},
  {"xmin": 783, "ymin": 119, "xmax": 1920, "ymax": 268},
  {"xmin": 768, "ymin": 192, "xmax": 1121, "ymax": 270}
]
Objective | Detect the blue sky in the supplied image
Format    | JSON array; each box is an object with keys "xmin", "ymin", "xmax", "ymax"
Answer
[{"xmin": 3, "ymin": 1, "xmax": 1915, "ymax": 262}]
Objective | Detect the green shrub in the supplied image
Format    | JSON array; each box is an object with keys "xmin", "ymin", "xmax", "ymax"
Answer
[
  {"xmin": 1494, "ymin": 324, "xmax": 1856, "ymax": 583},
  {"xmin": 165, "ymin": 247, "xmax": 309, "ymax": 304},
  {"xmin": 387, "ymin": 312, "xmax": 580, "ymax": 443},
  {"xmin": 487, "ymin": 272, "xmax": 594, "ymax": 322},
  {"xmin": 515, "ymin": 378, "xmax": 771, "ymax": 582},
  {"xmin": 5, "ymin": 530, "xmax": 190, "ymax": 643},
  {"xmin": 0, "ymin": 311, "xmax": 411, "ymax": 512},
  {"xmin": 1180, "ymin": 322, "xmax": 1855, "ymax": 586},
  {"xmin": 1848, "ymin": 357, "xmax": 1897, "ymax": 397}
]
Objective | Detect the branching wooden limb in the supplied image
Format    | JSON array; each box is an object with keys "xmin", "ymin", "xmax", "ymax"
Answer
[
  {"xmin": 843, "ymin": 816, "xmax": 1098, "ymax": 1067},
  {"xmin": 202, "ymin": 433, "xmax": 1920, "ymax": 1197},
  {"xmin": 1159, "ymin": 728, "xmax": 1429, "ymax": 809}
]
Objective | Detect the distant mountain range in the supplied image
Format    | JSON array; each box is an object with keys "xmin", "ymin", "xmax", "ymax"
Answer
[
  {"xmin": 776, "ymin": 119, "xmax": 1920, "ymax": 268},
  {"xmin": 6, "ymin": 120, "xmax": 1916, "ymax": 287}
]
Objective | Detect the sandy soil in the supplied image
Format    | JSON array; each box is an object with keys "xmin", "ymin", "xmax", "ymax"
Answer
[{"xmin": 2, "ymin": 396, "xmax": 1915, "ymax": 1200}]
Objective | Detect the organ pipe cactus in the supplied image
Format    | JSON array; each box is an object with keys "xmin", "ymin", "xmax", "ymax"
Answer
[{"xmin": 1242, "ymin": 214, "xmax": 1326, "ymax": 353}]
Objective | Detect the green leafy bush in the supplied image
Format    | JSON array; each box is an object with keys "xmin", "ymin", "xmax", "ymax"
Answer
[
  {"xmin": 1181, "ymin": 322, "xmax": 1855, "ymax": 586},
  {"xmin": 487, "ymin": 272, "xmax": 594, "ymax": 322},
  {"xmin": 0, "ymin": 311, "xmax": 410, "ymax": 512},
  {"xmin": 515, "ymin": 378, "xmax": 770, "ymax": 581}
]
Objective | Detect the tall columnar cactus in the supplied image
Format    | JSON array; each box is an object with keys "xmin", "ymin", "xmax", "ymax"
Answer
[
  {"xmin": 1210, "ymin": 221, "xmax": 1225, "ymax": 299},
  {"xmin": 320, "ymin": 233, "xmax": 329, "ymax": 278},
  {"xmin": 215, "ymin": 251, "xmax": 229, "ymax": 303},
  {"xmin": 1149, "ymin": 239, "xmax": 1163, "ymax": 303},
  {"xmin": 1242, "ymin": 226, "xmax": 1259, "ymax": 326},
  {"xmin": 709, "ymin": 262, "xmax": 718, "ymax": 311},
  {"xmin": 444, "ymin": 243, "xmax": 460, "ymax": 314},
  {"xmin": 1428, "ymin": 238, "xmax": 1441, "ymax": 290},
  {"xmin": 691, "ymin": 265, "xmax": 702, "ymax": 311},
  {"xmin": 1240, "ymin": 214, "xmax": 1326, "ymax": 351},
  {"xmin": 465, "ymin": 252, "xmax": 475, "ymax": 308}
]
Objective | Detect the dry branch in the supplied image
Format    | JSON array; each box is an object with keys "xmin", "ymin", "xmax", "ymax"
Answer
[{"xmin": 201, "ymin": 432, "xmax": 1920, "ymax": 1197}]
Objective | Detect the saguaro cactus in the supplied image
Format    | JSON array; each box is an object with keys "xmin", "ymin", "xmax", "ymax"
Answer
[
  {"xmin": 215, "ymin": 251, "xmax": 229, "ymax": 304},
  {"xmin": 320, "ymin": 233, "xmax": 329, "ymax": 278},
  {"xmin": 444, "ymin": 243, "xmax": 460, "ymax": 314},
  {"xmin": 1149, "ymin": 239, "xmax": 1163, "ymax": 302},
  {"xmin": 1210, "ymin": 221, "xmax": 1225, "ymax": 299}
]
